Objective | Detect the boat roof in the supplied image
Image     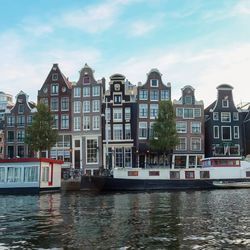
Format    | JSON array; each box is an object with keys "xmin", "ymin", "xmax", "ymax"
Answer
[{"xmin": 202, "ymin": 157, "xmax": 242, "ymax": 161}]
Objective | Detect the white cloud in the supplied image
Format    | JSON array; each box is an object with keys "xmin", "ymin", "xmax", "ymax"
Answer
[
  {"xmin": 130, "ymin": 20, "xmax": 156, "ymax": 37},
  {"xmin": 61, "ymin": 1, "xmax": 122, "ymax": 33},
  {"xmin": 108, "ymin": 43, "xmax": 250, "ymax": 107}
]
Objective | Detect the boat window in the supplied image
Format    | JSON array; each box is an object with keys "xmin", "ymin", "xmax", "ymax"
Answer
[
  {"xmin": 185, "ymin": 171, "xmax": 195, "ymax": 179},
  {"xmin": 42, "ymin": 167, "xmax": 49, "ymax": 182},
  {"xmin": 24, "ymin": 167, "xmax": 38, "ymax": 182},
  {"xmin": 0, "ymin": 167, "xmax": 5, "ymax": 182},
  {"xmin": 149, "ymin": 171, "xmax": 159, "ymax": 176},
  {"xmin": 214, "ymin": 159, "xmax": 240, "ymax": 167},
  {"xmin": 246, "ymin": 171, "xmax": 250, "ymax": 178},
  {"xmin": 200, "ymin": 171, "xmax": 210, "ymax": 179},
  {"xmin": 7, "ymin": 167, "xmax": 22, "ymax": 182},
  {"xmin": 128, "ymin": 171, "xmax": 138, "ymax": 176},
  {"xmin": 170, "ymin": 171, "xmax": 180, "ymax": 179}
]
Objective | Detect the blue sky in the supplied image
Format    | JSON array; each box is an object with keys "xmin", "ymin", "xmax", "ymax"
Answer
[{"xmin": 1, "ymin": 0, "xmax": 250, "ymax": 106}]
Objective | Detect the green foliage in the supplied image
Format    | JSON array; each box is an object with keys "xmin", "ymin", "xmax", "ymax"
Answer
[
  {"xmin": 25, "ymin": 103, "xmax": 58, "ymax": 154},
  {"xmin": 150, "ymin": 101, "xmax": 179, "ymax": 154}
]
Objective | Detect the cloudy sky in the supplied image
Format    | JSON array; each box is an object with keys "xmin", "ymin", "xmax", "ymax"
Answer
[{"xmin": 1, "ymin": 0, "xmax": 250, "ymax": 107}]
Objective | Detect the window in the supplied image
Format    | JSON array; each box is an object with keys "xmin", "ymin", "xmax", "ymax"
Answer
[
  {"xmin": 51, "ymin": 97, "xmax": 58, "ymax": 111},
  {"xmin": 161, "ymin": 90, "xmax": 169, "ymax": 100},
  {"xmin": 139, "ymin": 122, "xmax": 147, "ymax": 139},
  {"xmin": 150, "ymin": 79, "xmax": 158, "ymax": 87},
  {"xmin": 115, "ymin": 148, "xmax": 123, "ymax": 167},
  {"xmin": 92, "ymin": 86, "xmax": 100, "ymax": 96},
  {"xmin": 113, "ymin": 108, "xmax": 122, "ymax": 122},
  {"xmin": 194, "ymin": 108, "xmax": 201, "ymax": 117},
  {"xmin": 74, "ymin": 101, "xmax": 81, "ymax": 113},
  {"xmin": 233, "ymin": 112, "xmax": 239, "ymax": 121},
  {"xmin": 125, "ymin": 108, "xmax": 131, "ymax": 120},
  {"xmin": 139, "ymin": 104, "xmax": 148, "ymax": 118},
  {"xmin": 191, "ymin": 138, "xmax": 201, "ymax": 151},
  {"xmin": 222, "ymin": 126, "xmax": 231, "ymax": 140},
  {"xmin": 213, "ymin": 126, "xmax": 219, "ymax": 139},
  {"xmin": 86, "ymin": 139, "xmax": 98, "ymax": 163},
  {"xmin": 42, "ymin": 167, "xmax": 49, "ymax": 182},
  {"xmin": 51, "ymin": 84, "xmax": 59, "ymax": 95},
  {"xmin": 83, "ymin": 87, "xmax": 90, "ymax": 97},
  {"xmin": 176, "ymin": 122, "xmax": 187, "ymax": 133},
  {"xmin": 191, "ymin": 122, "xmax": 201, "ymax": 134},
  {"xmin": 200, "ymin": 171, "xmax": 210, "ymax": 179},
  {"xmin": 106, "ymin": 124, "xmax": 111, "ymax": 140},
  {"xmin": 74, "ymin": 87, "xmax": 81, "ymax": 97},
  {"xmin": 92, "ymin": 116, "xmax": 100, "ymax": 130},
  {"xmin": 183, "ymin": 108, "xmax": 193, "ymax": 118},
  {"xmin": 61, "ymin": 97, "xmax": 69, "ymax": 111},
  {"xmin": 185, "ymin": 171, "xmax": 195, "ymax": 179},
  {"xmin": 92, "ymin": 100, "xmax": 100, "ymax": 112},
  {"xmin": 234, "ymin": 126, "xmax": 239, "ymax": 139},
  {"xmin": 0, "ymin": 168, "xmax": 5, "ymax": 182},
  {"xmin": 124, "ymin": 148, "xmax": 132, "ymax": 167},
  {"xmin": 221, "ymin": 112, "xmax": 231, "ymax": 122},
  {"xmin": 105, "ymin": 108, "xmax": 111, "ymax": 121},
  {"xmin": 113, "ymin": 124, "xmax": 123, "ymax": 140},
  {"xmin": 176, "ymin": 108, "xmax": 183, "ymax": 118},
  {"xmin": 83, "ymin": 116, "xmax": 90, "ymax": 130},
  {"xmin": 83, "ymin": 76, "xmax": 90, "ymax": 84},
  {"xmin": 83, "ymin": 101, "xmax": 90, "ymax": 113},
  {"xmin": 7, "ymin": 116, "xmax": 15, "ymax": 126},
  {"xmin": 7, "ymin": 131, "xmax": 14, "ymax": 142},
  {"xmin": 139, "ymin": 89, "xmax": 148, "ymax": 100},
  {"xmin": 176, "ymin": 137, "xmax": 187, "ymax": 150},
  {"xmin": 61, "ymin": 115, "xmax": 69, "ymax": 129},
  {"xmin": 222, "ymin": 99, "xmax": 229, "ymax": 108},
  {"xmin": 150, "ymin": 104, "xmax": 158, "ymax": 119},
  {"xmin": 114, "ymin": 95, "xmax": 122, "ymax": 104},
  {"xmin": 52, "ymin": 115, "xmax": 58, "ymax": 129},
  {"xmin": 213, "ymin": 112, "xmax": 219, "ymax": 120},
  {"xmin": 184, "ymin": 96, "xmax": 192, "ymax": 104},
  {"xmin": 17, "ymin": 130, "xmax": 25, "ymax": 142},
  {"xmin": 150, "ymin": 90, "xmax": 159, "ymax": 101},
  {"xmin": 125, "ymin": 124, "xmax": 131, "ymax": 139},
  {"xmin": 18, "ymin": 104, "xmax": 24, "ymax": 114},
  {"xmin": 170, "ymin": 171, "xmax": 180, "ymax": 179},
  {"xmin": 74, "ymin": 117, "xmax": 81, "ymax": 131},
  {"xmin": 7, "ymin": 167, "xmax": 22, "ymax": 182},
  {"xmin": 24, "ymin": 167, "xmax": 38, "ymax": 182},
  {"xmin": 17, "ymin": 145, "xmax": 24, "ymax": 157},
  {"xmin": 17, "ymin": 116, "xmax": 25, "ymax": 126},
  {"xmin": 27, "ymin": 115, "xmax": 33, "ymax": 125},
  {"xmin": 149, "ymin": 122, "xmax": 154, "ymax": 138},
  {"xmin": 52, "ymin": 73, "xmax": 58, "ymax": 81}
]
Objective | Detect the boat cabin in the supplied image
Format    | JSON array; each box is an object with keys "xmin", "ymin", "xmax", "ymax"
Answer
[
  {"xmin": 0, "ymin": 158, "xmax": 63, "ymax": 194},
  {"xmin": 202, "ymin": 157, "xmax": 241, "ymax": 168}
]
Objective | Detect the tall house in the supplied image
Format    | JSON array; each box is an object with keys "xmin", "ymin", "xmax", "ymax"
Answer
[
  {"xmin": 0, "ymin": 91, "xmax": 13, "ymax": 121},
  {"xmin": 204, "ymin": 84, "xmax": 242, "ymax": 157},
  {"xmin": 242, "ymin": 105, "xmax": 250, "ymax": 156},
  {"xmin": 102, "ymin": 74, "xmax": 137, "ymax": 169},
  {"xmin": 38, "ymin": 64, "xmax": 72, "ymax": 168},
  {"xmin": 71, "ymin": 64, "xmax": 105, "ymax": 175},
  {"xmin": 173, "ymin": 86, "xmax": 204, "ymax": 168},
  {"xmin": 0, "ymin": 129, "xmax": 4, "ymax": 159},
  {"xmin": 137, "ymin": 69, "xmax": 171, "ymax": 168},
  {"xmin": 4, "ymin": 91, "xmax": 36, "ymax": 158}
]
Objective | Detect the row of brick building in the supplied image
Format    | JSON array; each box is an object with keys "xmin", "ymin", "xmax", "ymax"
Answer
[{"xmin": 1, "ymin": 63, "xmax": 250, "ymax": 175}]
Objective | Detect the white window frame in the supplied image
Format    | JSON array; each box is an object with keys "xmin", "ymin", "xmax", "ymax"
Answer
[
  {"xmin": 139, "ymin": 122, "xmax": 147, "ymax": 139},
  {"xmin": 222, "ymin": 99, "xmax": 229, "ymax": 108},
  {"xmin": 221, "ymin": 112, "xmax": 231, "ymax": 122},
  {"xmin": 74, "ymin": 87, "xmax": 81, "ymax": 97},
  {"xmin": 234, "ymin": 126, "xmax": 239, "ymax": 139},
  {"xmin": 92, "ymin": 116, "xmax": 100, "ymax": 130},
  {"xmin": 150, "ymin": 79, "xmax": 158, "ymax": 87},
  {"xmin": 191, "ymin": 122, "xmax": 201, "ymax": 134},
  {"xmin": 213, "ymin": 126, "xmax": 219, "ymax": 139},
  {"xmin": 213, "ymin": 112, "xmax": 219, "ymax": 121},
  {"xmin": 190, "ymin": 137, "xmax": 201, "ymax": 151},
  {"xmin": 221, "ymin": 126, "xmax": 231, "ymax": 141},
  {"xmin": 113, "ymin": 108, "xmax": 122, "ymax": 122},
  {"xmin": 74, "ymin": 117, "xmax": 81, "ymax": 131},
  {"xmin": 176, "ymin": 137, "xmax": 187, "ymax": 151},
  {"xmin": 176, "ymin": 122, "xmax": 187, "ymax": 133}
]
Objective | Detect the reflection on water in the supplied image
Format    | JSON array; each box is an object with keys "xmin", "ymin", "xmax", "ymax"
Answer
[{"xmin": 0, "ymin": 190, "xmax": 250, "ymax": 249}]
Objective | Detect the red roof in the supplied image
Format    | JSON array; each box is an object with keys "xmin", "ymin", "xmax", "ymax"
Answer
[{"xmin": 0, "ymin": 158, "xmax": 64, "ymax": 164}]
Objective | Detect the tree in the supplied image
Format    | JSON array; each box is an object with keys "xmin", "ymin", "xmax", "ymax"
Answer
[
  {"xmin": 25, "ymin": 103, "xmax": 58, "ymax": 157},
  {"xmin": 149, "ymin": 100, "xmax": 179, "ymax": 167}
]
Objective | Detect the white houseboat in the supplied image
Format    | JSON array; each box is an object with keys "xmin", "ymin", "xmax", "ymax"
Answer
[
  {"xmin": 0, "ymin": 158, "xmax": 63, "ymax": 194},
  {"xmin": 82, "ymin": 157, "xmax": 250, "ymax": 191}
]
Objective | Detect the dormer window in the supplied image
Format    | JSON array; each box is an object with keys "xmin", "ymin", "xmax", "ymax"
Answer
[
  {"xmin": 18, "ymin": 104, "xmax": 24, "ymax": 114},
  {"xmin": 222, "ymin": 99, "xmax": 229, "ymax": 108},
  {"xmin": 150, "ymin": 79, "xmax": 158, "ymax": 87},
  {"xmin": 52, "ymin": 73, "xmax": 58, "ymax": 81},
  {"xmin": 114, "ymin": 95, "xmax": 122, "ymax": 104}
]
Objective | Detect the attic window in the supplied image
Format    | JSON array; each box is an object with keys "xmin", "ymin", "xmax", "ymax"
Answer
[
  {"xmin": 83, "ymin": 76, "xmax": 90, "ymax": 84},
  {"xmin": 150, "ymin": 79, "xmax": 158, "ymax": 87},
  {"xmin": 52, "ymin": 73, "xmax": 58, "ymax": 81},
  {"xmin": 222, "ymin": 99, "xmax": 229, "ymax": 108},
  {"xmin": 184, "ymin": 96, "xmax": 192, "ymax": 105}
]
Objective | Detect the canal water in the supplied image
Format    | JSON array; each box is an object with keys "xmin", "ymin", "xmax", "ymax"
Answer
[{"xmin": 0, "ymin": 190, "xmax": 250, "ymax": 249}]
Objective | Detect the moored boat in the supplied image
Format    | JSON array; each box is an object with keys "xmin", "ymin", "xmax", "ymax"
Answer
[
  {"xmin": 0, "ymin": 158, "xmax": 63, "ymax": 194},
  {"xmin": 81, "ymin": 157, "xmax": 250, "ymax": 192}
]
